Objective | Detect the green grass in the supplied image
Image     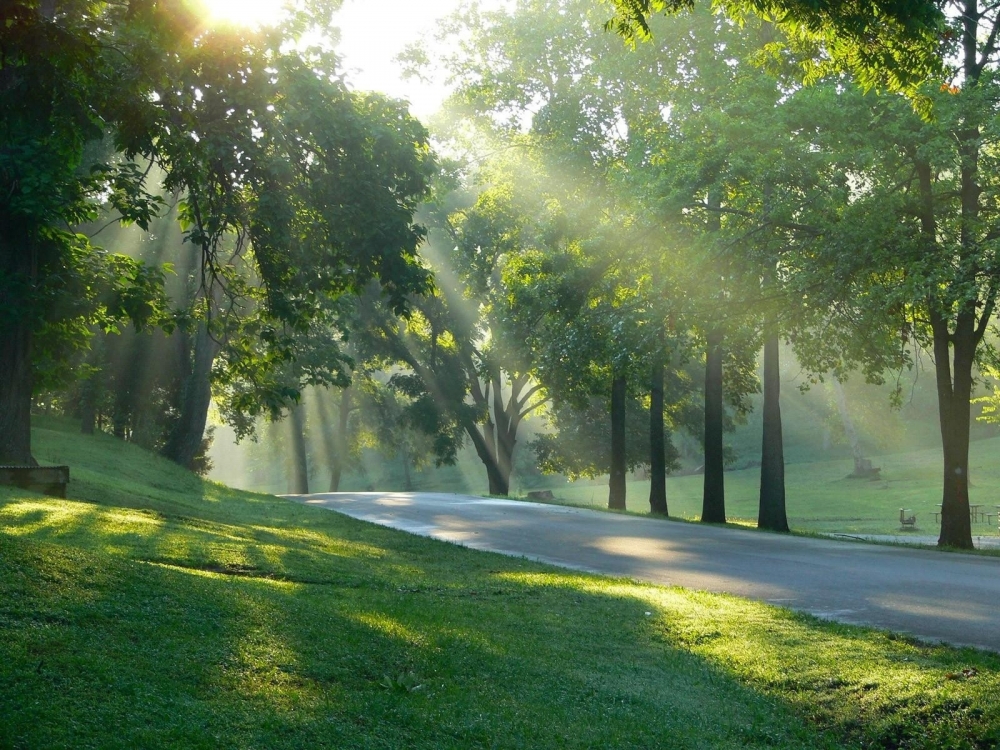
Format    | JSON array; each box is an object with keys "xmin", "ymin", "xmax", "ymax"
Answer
[
  {"xmin": 4, "ymin": 418, "xmax": 1000, "ymax": 748},
  {"xmin": 544, "ymin": 436, "xmax": 1000, "ymax": 537}
]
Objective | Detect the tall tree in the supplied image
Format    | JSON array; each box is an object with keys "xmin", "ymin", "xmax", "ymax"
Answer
[
  {"xmin": 758, "ymin": 315, "xmax": 788, "ymax": 530},
  {"xmin": 648, "ymin": 347, "xmax": 669, "ymax": 514},
  {"xmin": 0, "ymin": 1, "xmax": 171, "ymax": 464},
  {"xmin": 0, "ymin": 1, "xmax": 434, "ymax": 469},
  {"xmin": 784, "ymin": 4, "xmax": 1000, "ymax": 548}
]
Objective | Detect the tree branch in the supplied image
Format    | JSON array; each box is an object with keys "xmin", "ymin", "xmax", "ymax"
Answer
[
  {"xmin": 519, "ymin": 398, "xmax": 548, "ymax": 418},
  {"xmin": 691, "ymin": 202, "xmax": 822, "ymax": 236},
  {"xmin": 515, "ymin": 383, "xmax": 545, "ymax": 413},
  {"xmin": 979, "ymin": 11, "xmax": 1000, "ymax": 69}
]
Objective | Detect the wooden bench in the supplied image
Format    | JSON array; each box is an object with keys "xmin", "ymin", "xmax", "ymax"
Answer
[
  {"xmin": 0, "ymin": 466, "xmax": 70, "ymax": 498},
  {"xmin": 899, "ymin": 508, "xmax": 917, "ymax": 529}
]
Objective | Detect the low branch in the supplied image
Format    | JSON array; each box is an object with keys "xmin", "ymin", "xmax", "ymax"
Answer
[
  {"xmin": 980, "ymin": 12, "xmax": 1000, "ymax": 70},
  {"xmin": 976, "ymin": 294, "xmax": 997, "ymax": 344},
  {"xmin": 515, "ymin": 383, "xmax": 545, "ymax": 412},
  {"xmin": 519, "ymin": 397, "xmax": 548, "ymax": 419}
]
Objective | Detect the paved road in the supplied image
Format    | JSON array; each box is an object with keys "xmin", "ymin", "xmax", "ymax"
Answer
[{"xmin": 292, "ymin": 491, "xmax": 1000, "ymax": 652}]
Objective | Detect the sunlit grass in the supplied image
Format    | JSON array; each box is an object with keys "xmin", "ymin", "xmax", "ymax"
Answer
[
  {"xmin": 548, "ymin": 436, "xmax": 1000, "ymax": 538},
  {"xmin": 3, "ymin": 416, "xmax": 1000, "ymax": 747}
]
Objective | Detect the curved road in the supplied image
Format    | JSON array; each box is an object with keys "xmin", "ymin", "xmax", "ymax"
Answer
[{"xmin": 292, "ymin": 491, "xmax": 1000, "ymax": 652}]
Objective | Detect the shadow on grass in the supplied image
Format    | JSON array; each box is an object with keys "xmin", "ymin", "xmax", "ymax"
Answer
[
  {"xmin": 4, "ymin": 495, "xmax": 1000, "ymax": 749},
  {"xmin": 4, "ymin": 417, "xmax": 1000, "ymax": 748}
]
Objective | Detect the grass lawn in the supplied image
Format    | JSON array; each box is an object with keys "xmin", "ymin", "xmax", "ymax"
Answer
[
  {"xmin": 547, "ymin": 436, "xmax": 1000, "ymax": 537},
  {"xmin": 4, "ymin": 418, "xmax": 1000, "ymax": 748}
]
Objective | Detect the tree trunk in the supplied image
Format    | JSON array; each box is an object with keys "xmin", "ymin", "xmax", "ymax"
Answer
[
  {"xmin": 314, "ymin": 393, "xmax": 337, "ymax": 491},
  {"xmin": 161, "ymin": 321, "xmax": 220, "ymax": 470},
  {"xmin": 932, "ymin": 0, "xmax": 982, "ymax": 549},
  {"xmin": 933, "ymin": 311, "xmax": 974, "ymax": 549},
  {"xmin": 0, "ymin": 233, "xmax": 38, "ymax": 466},
  {"xmin": 702, "ymin": 330, "xmax": 726, "ymax": 523},
  {"xmin": 758, "ymin": 328, "xmax": 788, "ymax": 531},
  {"xmin": 465, "ymin": 420, "xmax": 507, "ymax": 496},
  {"xmin": 493, "ymin": 445, "xmax": 513, "ymax": 495},
  {"xmin": 315, "ymin": 387, "xmax": 348, "ymax": 492},
  {"xmin": 495, "ymin": 426, "xmax": 515, "ymax": 496},
  {"xmin": 649, "ymin": 356, "xmax": 668, "ymax": 515},
  {"xmin": 609, "ymin": 372, "xmax": 627, "ymax": 510},
  {"xmin": 0, "ymin": 315, "xmax": 35, "ymax": 466},
  {"xmin": 288, "ymin": 402, "xmax": 310, "ymax": 495},
  {"xmin": 78, "ymin": 333, "xmax": 105, "ymax": 436},
  {"xmin": 486, "ymin": 466, "xmax": 507, "ymax": 495},
  {"xmin": 491, "ymin": 374, "xmax": 517, "ymax": 496},
  {"xmin": 466, "ymin": 371, "xmax": 529, "ymax": 498}
]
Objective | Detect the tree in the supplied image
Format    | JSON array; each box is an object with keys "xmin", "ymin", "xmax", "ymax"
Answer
[
  {"xmin": 423, "ymin": 0, "xmax": 773, "ymax": 513},
  {"xmin": 605, "ymin": 0, "xmax": 1000, "ymax": 552},
  {"xmin": 0, "ymin": 1, "xmax": 434, "ymax": 469},
  {"xmin": 357, "ymin": 158, "xmax": 558, "ymax": 497},
  {"xmin": 797, "ymin": 12, "xmax": 1000, "ymax": 548},
  {"xmin": 0, "ymin": 1, "xmax": 172, "ymax": 464},
  {"xmin": 603, "ymin": 0, "xmax": 943, "ymax": 99}
]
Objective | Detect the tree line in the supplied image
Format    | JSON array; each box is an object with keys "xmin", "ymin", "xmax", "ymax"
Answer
[{"xmin": 3, "ymin": 0, "xmax": 999, "ymax": 550}]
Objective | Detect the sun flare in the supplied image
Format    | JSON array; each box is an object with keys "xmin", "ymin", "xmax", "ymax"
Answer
[{"xmin": 199, "ymin": 0, "xmax": 287, "ymax": 27}]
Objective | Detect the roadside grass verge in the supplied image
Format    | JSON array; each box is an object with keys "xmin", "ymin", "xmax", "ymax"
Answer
[
  {"xmin": 2, "ymin": 418, "xmax": 1000, "ymax": 748},
  {"xmin": 545, "ymin": 435, "xmax": 1000, "ymax": 538}
]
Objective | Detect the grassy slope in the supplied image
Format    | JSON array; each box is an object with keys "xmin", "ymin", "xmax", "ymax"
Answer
[
  {"xmin": 3, "ymin": 419, "xmax": 1000, "ymax": 748},
  {"xmin": 550, "ymin": 436, "xmax": 1000, "ymax": 536}
]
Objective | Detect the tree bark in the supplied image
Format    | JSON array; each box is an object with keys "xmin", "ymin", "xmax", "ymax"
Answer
[
  {"xmin": 0, "ymin": 0, "xmax": 61, "ymax": 461},
  {"xmin": 910, "ymin": 25, "xmax": 980, "ymax": 549},
  {"xmin": 464, "ymin": 371, "xmax": 535, "ymax": 497},
  {"xmin": 79, "ymin": 383, "xmax": 96, "ymax": 436},
  {"xmin": 0, "ymin": 232, "xmax": 38, "ymax": 466},
  {"xmin": 78, "ymin": 333, "xmax": 107, "ymax": 436},
  {"xmin": 930, "ymin": 0, "xmax": 982, "ymax": 549},
  {"xmin": 702, "ymin": 330, "xmax": 726, "ymax": 523},
  {"xmin": 609, "ymin": 372, "xmax": 627, "ymax": 510},
  {"xmin": 491, "ymin": 374, "xmax": 517, "ymax": 496},
  {"xmin": 933, "ymin": 310, "xmax": 975, "ymax": 549},
  {"xmin": 465, "ymin": 419, "xmax": 507, "ymax": 496},
  {"xmin": 649, "ymin": 356, "xmax": 668, "ymax": 515},
  {"xmin": 161, "ymin": 321, "xmax": 220, "ymax": 470},
  {"xmin": 758, "ymin": 327, "xmax": 788, "ymax": 531},
  {"xmin": 288, "ymin": 401, "xmax": 310, "ymax": 495},
  {"xmin": 315, "ymin": 387, "xmax": 349, "ymax": 492}
]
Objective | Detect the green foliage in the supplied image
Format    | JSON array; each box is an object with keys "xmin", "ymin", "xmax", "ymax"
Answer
[
  {"xmin": 532, "ymin": 395, "xmax": 682, "ymax": 478},
  {"xmin": 1, "ymin": 2, "xmax": 435, "ymax": 463},
  {"xmin": 602, "ymin": 0, "xmax": 944, "ymax": 101}
]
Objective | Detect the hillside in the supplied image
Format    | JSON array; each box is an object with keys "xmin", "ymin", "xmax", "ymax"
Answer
[{"xmin": 3, "ymin": 418, "xmax": 1000, "ymax": 748}]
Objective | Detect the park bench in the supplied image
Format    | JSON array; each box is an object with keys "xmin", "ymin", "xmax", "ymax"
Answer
[
  {"xmin": 899, "ymin": 508, "xmax": 917, "ymax": 529},
  {"xmin": 932, "ymin": 504, "xmax": 997, "ymax": 525},
  {"xmin": 0, "ymin": 466, "xmax": 69, "ymax": 498}
]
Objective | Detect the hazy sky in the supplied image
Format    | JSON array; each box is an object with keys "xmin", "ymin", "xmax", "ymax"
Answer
[{"xmin": 333, "ymin": 0, "xmax": 476, "ymax": 119}]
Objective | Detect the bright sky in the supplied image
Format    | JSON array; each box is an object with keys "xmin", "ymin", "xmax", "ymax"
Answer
[
  {"xmin": 200, "ymin": 0, "xmax": 501, "ymax": 120},
  {"xmin": 333, "ymin": 0, "xmax": 468, "ymax": 119}
]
